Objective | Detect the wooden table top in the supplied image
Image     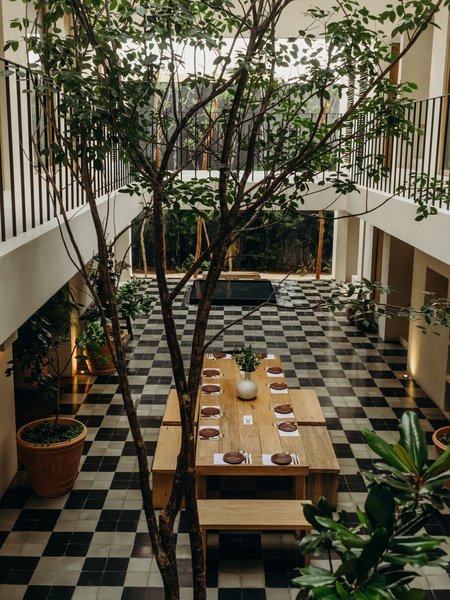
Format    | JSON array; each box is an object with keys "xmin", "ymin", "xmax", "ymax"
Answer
[{"xmin": 196, "ymin": 355, "xmax": 311, "ymax": 476}]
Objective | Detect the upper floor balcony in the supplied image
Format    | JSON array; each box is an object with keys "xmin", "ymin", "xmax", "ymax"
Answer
[{"xmin": 1, "ymin": 57, "xmax": 450, "ymax": 250}]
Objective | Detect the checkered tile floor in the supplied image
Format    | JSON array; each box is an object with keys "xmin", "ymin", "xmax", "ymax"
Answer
[{"xmin": 1, "ymin": 278, "xmax": 449, "ymax": 600}]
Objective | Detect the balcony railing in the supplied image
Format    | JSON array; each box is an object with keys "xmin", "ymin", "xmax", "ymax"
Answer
[
  {"xmin": 0, "ymin": 57, "xmax": 132, "ymax": 242},
  {"xmin": 1, "ymin": 57, "xmax": 449, "ymax": 244},
  {"xmin": 350, "ymin": 95, "xmax": 450, "ymax": 210}
]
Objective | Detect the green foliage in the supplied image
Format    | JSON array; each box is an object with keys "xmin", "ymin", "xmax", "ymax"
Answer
[
  {"xmin": 21, "ymin": 421, "xmax": 84, "ymax": 445},
  {"xmin": 76, "ymin": 319, "xmax": 110, "ymax": 361},
  {"xmin": 115, "ymin": 278, "xmax": 154, "ymax": 319},
  {"xmin": 326, "ymin": 280, "xmax": 450, "ymax": 334},
  {"xmin": 133, "ymin": 210, "xmax": 333, "ymax": 273},
  {"xmin": 293, "ymin": 412, "xmax": 450, "ymax": 599},
  {"xmin": 232, "ymin": 346, "xmax": 261, "ymax": 373},
  {"xmin": 5, "ymin": 287, "xmax": 78, "ymax": 398}
]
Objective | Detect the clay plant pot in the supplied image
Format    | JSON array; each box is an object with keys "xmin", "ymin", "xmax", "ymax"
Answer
[
  {"xmin": 16, "ymin": 417, "xmax": 87, "ymax": 497},
  {"xmin": 83, "ymin": 330, "xmax": 126, "ymax": 376},
  {"xmin": 432, "ymin": 425, "xmax": 450, "ymax": 489}
]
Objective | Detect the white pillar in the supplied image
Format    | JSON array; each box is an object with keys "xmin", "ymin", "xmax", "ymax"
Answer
[
  {"xmin": 332, "ymin": 212, "xmax": 360, "ymax": 282},
  {"xmin": 0, "ymin": 333, "xmax": 18, "ymax": 497},
  {"xmin": 356, "ymin": 220, "xmax": 374, "ymax": 281}
]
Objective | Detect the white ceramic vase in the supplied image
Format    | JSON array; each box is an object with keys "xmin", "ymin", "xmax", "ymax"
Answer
[{"xmin": 236, "ymin": 371, "xmax": 258, "ymax": 400}]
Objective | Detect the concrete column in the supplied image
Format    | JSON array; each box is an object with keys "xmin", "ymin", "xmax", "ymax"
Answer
[
  {"xmin": 378, "ymin": 235, "xmax": 414, "ymax": 342},
  {"xmin": 332, "ymin": 212, "xmax": 360, "ymax": 282},
  {"xmin": 408, "ymin": 250, "xmax": 450, "ymax": 411},
  {"xmin": 0, "ymin": 334, "xmax": 18, "ymax": 497},
  {"xmin": 114, "ymin": 227, "xmax": 132, "ymax": 282},
  {"xmin": 356, "ymin": 220, "xmax": 374, "ymax": 281},
  {"xmin": 332, "ymin": 211, "xmax": 349, "ymax": 281}
]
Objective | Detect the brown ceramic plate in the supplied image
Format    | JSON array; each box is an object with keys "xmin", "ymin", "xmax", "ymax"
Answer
[
  {"xmin": 200, "ymin": 427, "xmax": 220, "ymax": 438},
  {"xmin": 201, "ymin": 406, "xmax": 221, "ymax": 417},
  {"xmin": 202, "ymin": 384, "xmax": 221, "ymax": 394},
  {"xmin": 278, "ymin": 422, "xmax": 297, "ymax": 433},
  {"xmin": 271, "ymin": 452, "xmax": 292, "ymax": 465},
  {"xmin": 270, "ymin": 382, "xmax": 288, "ymax": 391},
  {"xmin": 223, "ymin": 451, "xmax": 245, "ymax": 464},
  {"xmin": 274, "ymin": 404, "xmax": 293, "ymax": 415},
  {"xmin": 267, "ymin": 366, "xmax": 283, "ymax": 375},
  {"xmin": 213, "ymin": 351, "xmax": 227, "ymax": 359},
  {"xmin": 203, "ymin": 368, "xmax": 220, "ymax": 377}
]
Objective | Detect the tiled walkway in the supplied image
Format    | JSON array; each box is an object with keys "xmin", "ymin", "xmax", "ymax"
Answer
[{"xmin": 1, "ymin": 278, "xmax": 449, "ymax": 600}]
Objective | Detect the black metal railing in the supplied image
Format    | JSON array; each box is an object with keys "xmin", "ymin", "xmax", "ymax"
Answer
[
  {"xmin": 349, "ymin": 95, "xmax": 450, "ymax": 209},
  {"xmin": 1, "ymin": 56, "xmax": 449, "ymax": 243},
  {"xmin": 0, "ymin": 57, "xmax": 132, "ymax": 242}
]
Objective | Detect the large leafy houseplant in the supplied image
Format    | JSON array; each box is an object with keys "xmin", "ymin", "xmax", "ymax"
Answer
[
  {"xmin": 7, "ymin": 289, "xmax": 87, "ymax": 497},
  {"xmin": 293, "ymin": 412, "xmax": 450, "ymax": 599}
]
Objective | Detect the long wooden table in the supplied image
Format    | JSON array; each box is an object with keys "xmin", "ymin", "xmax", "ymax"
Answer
[
  {"xmin": 196, "ymin": 355, "xmax": 315, "ymax": 500},
  {"xmin": 153, "ymin": 354, "xmax": 340, "ymax": 507}
]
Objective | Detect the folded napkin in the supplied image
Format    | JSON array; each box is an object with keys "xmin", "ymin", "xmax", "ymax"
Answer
[
  {"xmin": 274, "ymin": 410, "xmax": 295, "ymax": 419},
  {"xmin": 269, "ymin": 386, "xmax": 289, "ymax": 394}
]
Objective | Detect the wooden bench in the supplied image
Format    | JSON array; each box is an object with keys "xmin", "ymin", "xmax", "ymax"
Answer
[
  {"xmin": 289, "ymin": 389, "xmax": 326, "ymax": 426},
  {"xmin": 151, "ymin": 425, "xmax": 181, "ymax": 508},
  {"xmin": 162, "ymin": 389, "xmax": 199, "ymax": 426},
  {"xmin": 301, "ymin": 426, "xmax": 340, "ymax": 509},
  {"xmin": 197, "ymin": 499, "xmax": 312, "ymax": 564}
]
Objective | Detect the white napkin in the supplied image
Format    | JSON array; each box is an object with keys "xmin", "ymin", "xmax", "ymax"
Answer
[
  {"xmin": 277, "ymin": 426, "xmax": 300, "ymax": 437},
  {"xmin": 274, "ymin": 410, "xmax": 295, "ymax": 419},
  {"xmin": 266, "ymin": 370, "xmax": 284, "ymax": 378},
  {"xmin": 213, "ymin": 453, "xmax": 230, "ymax": 465},
  {"xmin": 269, "ymin": 386, "xmax": 289, "ymax": 394}
]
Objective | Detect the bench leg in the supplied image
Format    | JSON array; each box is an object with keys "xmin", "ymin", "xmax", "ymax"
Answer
[
  {"xmin": 197, "ymin": 476, "xmax": 207, "ymax": 499},
  {"xmin": 293, "ymin": 475, "xmax": 306, "ymax": 500}
]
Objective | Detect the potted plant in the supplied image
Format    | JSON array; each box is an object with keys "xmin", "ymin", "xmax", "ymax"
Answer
[
  {"xmin": 76, "ymin": 318, "xmax": 125, "ymax": 376},
  {"xmin": 329, "ymin": 280, "xmax": 393, "ymax": 333},
  {"xmin": 293, "ymin": 412, "xmax": 450, "ymax": 598},
  {"xmin": 16, "ymin": 417, "xmax": 87, "ymax": 497},
  {"xmin": 5, "ymin": 288, "xmax": 87, "ymax": 498},
  {"xmin": 232, "ymin": 346, "xmax": 261, "ymax": 400},
  {"xmin": 432, "ymin": 426, "xmax": 450, "ymax": 456}
]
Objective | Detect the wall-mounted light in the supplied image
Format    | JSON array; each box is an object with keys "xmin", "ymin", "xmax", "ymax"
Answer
[{"xmin": 402, "ymin": 373, "xmax": 409, "ymax": 379}]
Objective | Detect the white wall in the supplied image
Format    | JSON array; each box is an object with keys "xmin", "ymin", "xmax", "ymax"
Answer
[
  {"xmin": 0, "ymin": 190, "xmax": 142, "ymax": 346},
  {"xmin": 408, "ymin": 250, "xmax": 450, "ymax": 411},
  {"xmin": 0, "ymin": 335, "xmax": 18, "ymax": 497}
]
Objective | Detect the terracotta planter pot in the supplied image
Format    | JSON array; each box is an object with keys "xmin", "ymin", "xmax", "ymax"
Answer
[
  {"xmin": 17, "ymin": 417, "xmax": 87, "ymax": 497},
  {"xmin": 432, "ymin": 425, "xmax": 450, "ymax": 489},
  {"xmin": 83, "ymin": 330, "xmax": 126, "ymax": 376}
]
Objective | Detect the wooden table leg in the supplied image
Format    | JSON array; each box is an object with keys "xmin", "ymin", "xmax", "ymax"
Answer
[
  {"xmin": 293, "ymin": 475, "xmax": 306, "ymax": 500},
  {"xmin": 197, "ymin": 475, "xmax": 207, "ymax": 499}
]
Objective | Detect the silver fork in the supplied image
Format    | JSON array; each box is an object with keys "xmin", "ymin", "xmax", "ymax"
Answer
[{"xmin": 291, "ymin": 453, "xmax": 299, "ymax": 465}]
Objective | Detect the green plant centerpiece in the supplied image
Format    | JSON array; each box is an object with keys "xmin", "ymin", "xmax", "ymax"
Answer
[
  {"xmin": 233, "ymin": 346, "xmax": 261, "ymax": 373},
  {"xmin": 233, "ymin": 346, "xmax": 261, "ymax": 400},
  {"xmin": 292, "ymin": 412, "xmax": 450, "ymax": 599}
]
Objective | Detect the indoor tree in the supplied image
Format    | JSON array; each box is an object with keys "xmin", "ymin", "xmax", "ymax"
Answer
[{"xmin": 6, "ymin": 0, "xmax": 450, "ymax": 598}]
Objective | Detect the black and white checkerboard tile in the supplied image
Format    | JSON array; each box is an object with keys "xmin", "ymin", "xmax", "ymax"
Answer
[{"xmin": 1, "ymin": 279, "xmax": 449, "ymax": 600}]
